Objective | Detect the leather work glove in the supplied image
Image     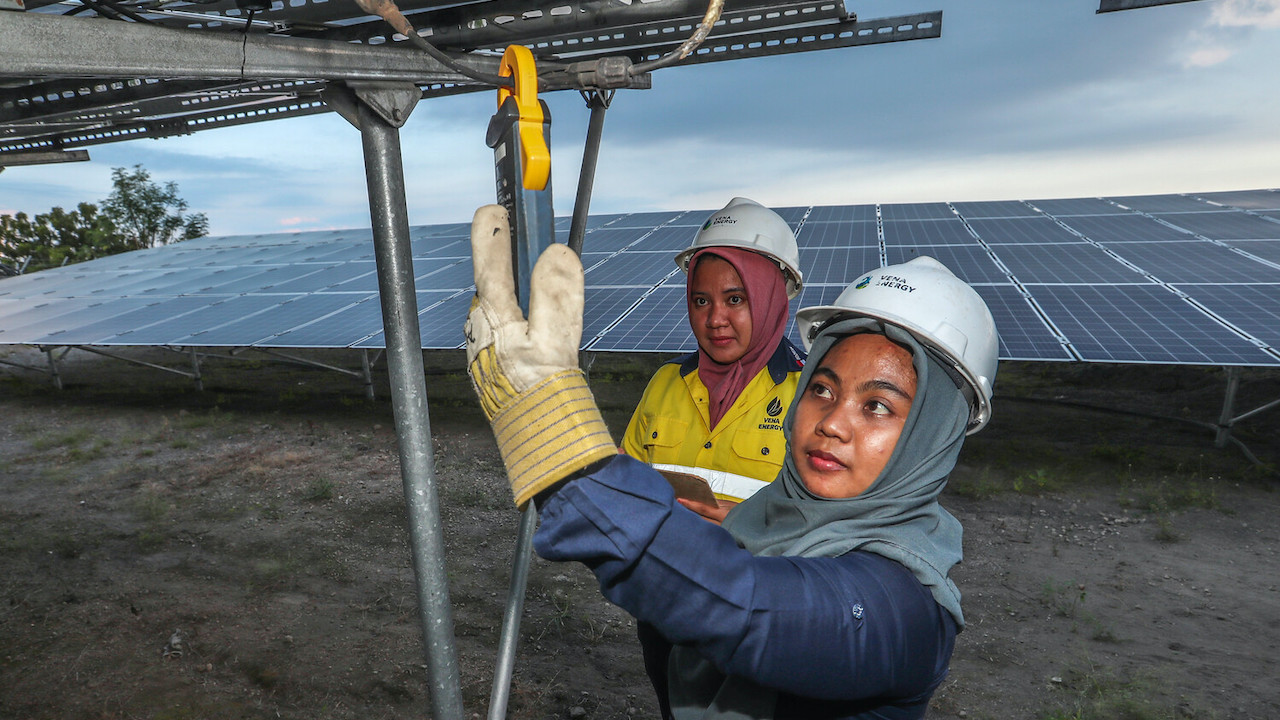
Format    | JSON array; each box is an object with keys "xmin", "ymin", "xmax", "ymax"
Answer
[{"xmin": 464, "ymin": 205, "xmax": 616, "ymax": 508}]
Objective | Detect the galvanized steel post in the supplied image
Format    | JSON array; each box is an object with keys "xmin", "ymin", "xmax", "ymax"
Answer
[{"xmin": 358, "ymin": 98, "xmax": 465, "ymax": 720}]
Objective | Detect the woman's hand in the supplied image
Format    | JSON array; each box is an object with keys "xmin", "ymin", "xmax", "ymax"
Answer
[{"xmin": 676, "ymin": 497, "xmax": 739, "ymax": 525}]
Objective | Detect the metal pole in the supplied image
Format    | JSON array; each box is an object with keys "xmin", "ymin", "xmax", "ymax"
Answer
[
  {"xmin": 361, "ymin": 348, "xmax": 376, "ymax": 401},
  {"xmin": 43, "ymin": 346, "xmax": 63, "ymax": 390},
  {"xmin": 358, "ymin": 99, "xmax": 464, "ymax": 720},
  {"xmin": 488, "ymin": 504, "xmax": 537, "ymax": 720},
  {"xmin": 1216, "ymin": 366, "xmax": 1241, "ymax": 449},
  {"xmin": 567, "ymin": 91, "xmax": 612, "ymax": 256},
  {"xmin": 190, "ymin": 347, "xmax": 203, "ymax": 391}
]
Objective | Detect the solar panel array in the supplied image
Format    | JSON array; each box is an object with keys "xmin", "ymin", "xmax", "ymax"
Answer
[{"xmin": 2, "ymin": 189, "xmax": 1278, "ymax": 366}]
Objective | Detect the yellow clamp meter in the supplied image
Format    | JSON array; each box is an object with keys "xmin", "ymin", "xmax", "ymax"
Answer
[{"xmin": 497, "ymin": 45, "xmax": 551, "ymax": 192}]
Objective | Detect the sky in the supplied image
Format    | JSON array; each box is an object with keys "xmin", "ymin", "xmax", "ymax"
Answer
[{"xmin": 3, "ymin": 0, "xmax": 1280, "ymax": 237}]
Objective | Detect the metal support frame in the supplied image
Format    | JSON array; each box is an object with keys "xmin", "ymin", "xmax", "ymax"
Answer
[
  {"xmin": 1215, "ymin": 366, "xmax": 1280, "ymax": 459},
  {"xmin": 567, "ymin": 89, "xmax": 613, "ymax": 255},
  {"xmin": 355, "ymin": 86, "xmax": 464, "ymax": 720}
]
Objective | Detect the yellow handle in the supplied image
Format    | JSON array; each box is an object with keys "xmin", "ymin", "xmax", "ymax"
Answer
[{"xmin": 498, "ymin": 45, "xmax": 551, "ymax": 192}]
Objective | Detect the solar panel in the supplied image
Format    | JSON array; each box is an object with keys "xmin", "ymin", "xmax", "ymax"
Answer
[
  {"xmin": 1153, "ymin": 212, "xmax": 1280, "ymax": 240},
  {"xmin": 880, "ymin": 203, "xmax": 955, "ymax": 221},
  {"xmin": 586, "ymin": 251, "xmax": 680, "ymax": 287},
  {"xmin": 1027, "ymin": 197, "xmax": 1131, "ymax": 216},
  {"xmin": 1228, "ymin": 240, "xmax": 1280, "ymax": 266},
  {"xmin": 1031, "ymin": 284, "xmax": 1274, "ymax": 364},
  {"xmin": 885, "ymin": 245, "xmax": 1008, "ymax": 285},
  {"xmin": 3, "ymin": 191, "xmax": 1278, "ymax": 366},
  {"xmin": 1194, "ymin": 190, "xmax": 1280, "ymax": 211},
  {"xmin": 951, "ymin": 201, "xmax": 1037, "ymax": 219},
  {"xmin": 797, "ymin": 221, "xmax": 879, "ymax": 248},
  {"xmin": 1102, "ymin": 241, "xmax": 1280, "ymax": 284},
  {"xmin": 990, "ymin": 244, "xmax": 1145, "ymax": 284},
  {"xmin": 802, "ymin": 205, "xmax": 878, "ymax": 223},
  {"xmin": 882, "ymin": 219, "xmax": 976, "ymax": 246},
  {"xmin": 972, "ymin": 285, "xmax": 1073, "ymax": 361},
  {"xmin": 1107, "ymin": 194, "xmax": 1217, "ymax": 213},
  {"xmin": 1173, "ymin": 284, "xmax": 1280, "ymax": 350},
  {"xmin": 967, "ymin": 217, "xmax": 1085, "ymax": 245},
  {"xmin": 1057, "ymin": 214, "xmax": 1195, "ymax": 243},
  {"xmin": 799, "ymin": 247, "xmax": 884, "ymax": 285}
]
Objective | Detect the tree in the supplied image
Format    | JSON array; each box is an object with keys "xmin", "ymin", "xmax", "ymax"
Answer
[
  {"xmin": 100, "ymin": 164, "xmax": 208, "ymax": 250},
  {"xmin": 0, "ymin": 203, "xmax": 120, "ymax": 274},
  {"xmin": 0, "ymin": 164, "xmax": 207, "ymax": 275}
]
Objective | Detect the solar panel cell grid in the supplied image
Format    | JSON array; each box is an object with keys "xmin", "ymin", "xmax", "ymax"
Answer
[
  {"xmin": 885, "ymin": 246, "xmax": 1009, "ymax": 286},
  {"xmin": 1227, "ymin": 240, "xmax": 1280, "ymax": 266},
  {"xmin": 1033, "ymin": 284, "xmax": 1273, "ymax": 364},
  {"xmin": 1173, "ymin": 284, "xmax": 1280, "ymax": 349},
  {"xmin": 951, "ymin": 201, "xmax": 1037, "ymax": 219},
  {"xmin": 971, "ymin": 285, "xmax": 1073, "ymax": 361},
  {"xmin": 1104, "ymin": 241, "xmax": 1280, "ymax": 284},
  {"xmin": 1026, "ymin": 197, "xmax": 1128, "ymax": 216},
  {"xmin": 802, "ymin": 205, "xmax": 877, "ymax": 223},
  {"xmin": 1195, "ymin": 190, "xmax": 1280, "ymax": 211},
  {"xmin": 881, "ymin": 218, "xmax": 976, "ymax": 246},
  {"xmin": 799, "ymin": 247, "xmax": 882, "ymax": 285},
  {"xmin": 968, "ymin": 217, "xmax": 1084, "ymax": 245},
  {"xmin": 587, "ymin": 251, "xmax": 679, "ymax": 287},
  {"xmin": 269, "ymin": 297, "xmax": 385, "ymax": 348},
  {"xmin": 1106, "ymin": 194, "xmax": 1216, "ymax": 213},
  {"xmin": 879, "ymin": 203, "xmax": 954, "ymax": 221},
  {"xmin": 1153, "ymin": 212, "xmax": 1280, "ymax": 240},
  {"xmin": 991, "ymin": 244, "xmax": 1144, "ymax": 284},
  {"xmin": 796, "ymin": 221, "xmax": 879, "ymax": 248},
  {"xmin": 1058, "ymin": 214, "xmax": 1194, "ymax": 243}
]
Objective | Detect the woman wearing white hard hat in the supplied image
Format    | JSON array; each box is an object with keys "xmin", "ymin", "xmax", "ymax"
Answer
[
  {"xmin": 464, "ymin": 204, "xmax": 1000, "ymax": 719},
  {"xmin": 621, "ymin": 197, "xmax": 806, "ymax": 523}
]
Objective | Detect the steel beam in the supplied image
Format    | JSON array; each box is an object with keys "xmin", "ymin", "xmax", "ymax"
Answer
[{"xmin": 0, "ymin": 11, "xmax": 499, "ymax": 84}]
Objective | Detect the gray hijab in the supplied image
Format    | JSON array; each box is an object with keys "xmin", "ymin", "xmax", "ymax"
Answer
[{"xmin": 667, "ymin": 317, "xmax": 971, "ymax": 720}]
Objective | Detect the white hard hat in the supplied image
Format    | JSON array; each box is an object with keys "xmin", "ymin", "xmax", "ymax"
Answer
[
  {"xmin": 674, "ymin": 197, "xmax": 804, "ymax": 299},
  {"xmin": 795, "ymin": 256, "xmax": 999, "ymax": 434}
]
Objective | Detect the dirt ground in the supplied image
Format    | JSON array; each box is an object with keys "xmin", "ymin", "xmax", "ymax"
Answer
[{"xmin": 1, "ymin": 345, "xmax": 1278, "ymax": 720}]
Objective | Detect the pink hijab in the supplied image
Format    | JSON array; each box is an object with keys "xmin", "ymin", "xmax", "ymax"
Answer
[{"xmin": 687, "ymin": 247, "xmax": 790, "ymax": 429}]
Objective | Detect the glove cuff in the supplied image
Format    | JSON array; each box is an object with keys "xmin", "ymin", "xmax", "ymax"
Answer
[{"xmin": 490, "ymin": 369, "xmax": 616, "ymax": 509}]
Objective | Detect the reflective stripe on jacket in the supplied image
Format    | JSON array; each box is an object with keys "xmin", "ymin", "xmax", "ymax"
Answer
[{"xmin": 622, "ymin": 339, "xmax": 805, "ymax": 502}]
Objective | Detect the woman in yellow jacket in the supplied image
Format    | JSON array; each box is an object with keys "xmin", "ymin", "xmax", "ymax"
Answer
[{"xmin": 621, "ymin": 197, "xmax": 805, "ymax": 524}]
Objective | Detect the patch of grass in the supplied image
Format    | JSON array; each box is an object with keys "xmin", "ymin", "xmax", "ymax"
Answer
[
  {"xmin": 1040, "ymin": 579, "xmax": 1088, "ymax": 619},
  {"xmin": 1038, "ymin": 662, "xmax": 1211, "ymax": 720},
  {"xmin": 1153, "ymin": 516, "xmax": 1181, "ymax": 544},
  {"xmin": 1015, "ymin": 467, "xmax": 1063, "ymax": 495},
  {"xmin": 303, "ymin": 477, "xmax": 335, "ymax": 502},
  {"xmin": 30, "ymin": 427, "xmax": 95, "ymax": 452},
  {"xmin": 947, "ymin": 466, "xmax": 1003, "ymax": 500}
]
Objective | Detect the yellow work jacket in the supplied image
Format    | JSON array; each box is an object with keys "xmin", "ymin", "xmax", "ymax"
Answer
[{"xmin": 622, "ymin": 339, "xmax": 805, "ymax": 502}]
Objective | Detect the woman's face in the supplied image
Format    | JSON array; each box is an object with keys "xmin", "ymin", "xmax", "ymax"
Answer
[
  {"xmin": 689, "ymin": 255, "xmax": 753, "ymax": 364},
  {"xmin": 789, "ymin": 333, "xmax": 917, "ymax": 498}
]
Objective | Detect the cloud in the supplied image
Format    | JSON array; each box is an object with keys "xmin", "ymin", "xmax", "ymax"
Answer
[
  {"xmin": 1212, "ymin": 0, "xmax": 1280, "ymax": 28},
  {"xmin": 1184, "ymin": 46, "xmax": 1235, "ymax": 67}
]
